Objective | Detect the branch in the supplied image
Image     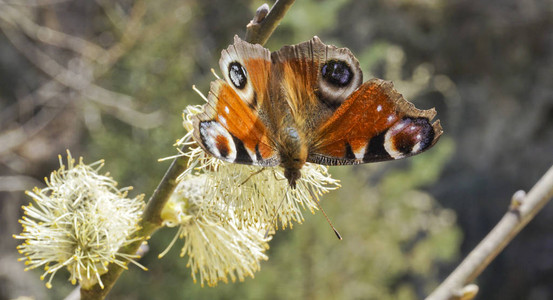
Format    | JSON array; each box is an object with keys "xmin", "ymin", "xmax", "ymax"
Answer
[
  {"xmin": 426, "ymin": 164, "xmax": 553, "ymax": 300},
  {"xmin": 0, "ymin": 1, "xmax": 167, "ymax": 130},
  {"xmin": 245, "ymin": 0, "xmax": 295, "ymax": 45},
  {"xmin": 80, "ymin": 151, "xmax": 189, "ymax": 300},
  {"xmin": 0, "ymin": 24, "xmax": 163, "ymax": 129},
  {"xmin": 0, "ymin": 100, "xmax": 65, "ymax": 155},
  {"xmin": 0, "ymin": 4, "xmax": 104, "ymax": 61},
  {"xmin": 79, "ymin": 3, "xmax": 292, "ymax": 299}
]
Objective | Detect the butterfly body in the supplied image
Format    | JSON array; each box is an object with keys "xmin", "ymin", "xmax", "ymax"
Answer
[{"xmin": 192, "ymin": 36, "xmax": 442, "ymax": 188}]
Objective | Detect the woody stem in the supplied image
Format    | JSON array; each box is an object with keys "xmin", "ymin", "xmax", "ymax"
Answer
[
  {"xmin": 245, "ymin": 0, "xmax": 296, "ymax": 45},
  {"xmin": 425, "ymin": 164, "xmax": 553, "ymax": 300}
]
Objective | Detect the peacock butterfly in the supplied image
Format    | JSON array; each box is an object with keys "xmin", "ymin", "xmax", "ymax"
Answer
[{"xmin": 192, "ymin": 36, "xmax": 442, "ymax": 188}]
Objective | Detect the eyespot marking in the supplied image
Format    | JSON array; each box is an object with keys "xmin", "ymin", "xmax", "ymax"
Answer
[
  {"xmin": 228, "ymin": 61, "xmax": 247, "ymax": 89},
  {"xmin": 321, "ymin": 60, "xmax": 353, "ymax": 87},
  {"xmin": 384, "ymin": 117, "xmax": 435, "ymax": 159},
  {"xmin": 199, "ymin": 121, "xmax": 237, "ymax": 162}
]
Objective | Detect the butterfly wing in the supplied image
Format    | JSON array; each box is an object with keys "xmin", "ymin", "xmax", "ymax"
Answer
[
  {"xmin": 192, "ymin": 36, "xmax": 279, "ymax": 166},
  {"xmin": 308, "ymin": 78, "xmax": 442, "ymax": 165},
  {"xmin": 270, "ymin": 37, "xmax": 364, "ymax": 130}
]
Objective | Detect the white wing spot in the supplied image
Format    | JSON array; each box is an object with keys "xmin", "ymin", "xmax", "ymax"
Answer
[
  {"xmin": 218, "ymin": 115, "xmax": 227, "ymax": 127},
  {"xmin": 411, "ymin": 141, "xmax": 422, "ymax": 153},
  {"xmin": 377, "ymin": 105, "xmax": 382, "ymax": 112},
  {"xmin": 224, "ymin": 106, "xmax": 230, "ymax": 114},
  {"xmin": 354, "ymin": 145, "xmax": 367, "ymax": 160}
]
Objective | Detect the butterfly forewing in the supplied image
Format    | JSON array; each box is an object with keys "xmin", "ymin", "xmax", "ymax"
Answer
[
  {"xmin": 219, "ymin": 36, "xmax": 272, "ymax": 108},
  {"xmin": 192, "ymin": 36, "xmax": 281, "ymax": 166}
]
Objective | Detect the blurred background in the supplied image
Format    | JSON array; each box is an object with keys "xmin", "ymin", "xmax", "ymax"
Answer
[{"xmin": 1, "ymin": 0, "xmax": 552, "ymax": 299}]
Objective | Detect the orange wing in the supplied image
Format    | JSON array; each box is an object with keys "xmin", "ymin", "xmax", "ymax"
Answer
[
  {"xmin": 193, "ymin": 80, "xmax": 278, "ymax": 166},
  {"xmin": 308, "ymin": 79, "xmax": 442, "ymax": 165}
]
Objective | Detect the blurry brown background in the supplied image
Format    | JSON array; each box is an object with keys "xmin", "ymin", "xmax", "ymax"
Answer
[{"xmin": 1, "ymin": 0, "xmax": 552, "ymax": 299}]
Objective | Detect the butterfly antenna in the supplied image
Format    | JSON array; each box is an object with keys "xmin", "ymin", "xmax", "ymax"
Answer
[
  {"xmin": 192, "ymin": 85, "xmax": 209, "ymax": 102},
  {"xmin": 264, "ymin": 186, "xmax": 289, "ymax": 239},
  {"xmin": 307, "ymin": 186, "xmax": 342, "ymax": 240}
]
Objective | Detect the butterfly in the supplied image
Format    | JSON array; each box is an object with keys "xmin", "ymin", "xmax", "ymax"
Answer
[{"xmin": 192, "ymin": 36, "xmax": 442, "ymax": 188}]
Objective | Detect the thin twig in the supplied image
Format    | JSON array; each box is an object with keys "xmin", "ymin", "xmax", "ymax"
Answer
[
  {"xmin": 426, "ymin": 165, "xmax": 553, "ymax": 300},
  {"xmin": 0, "ymin": 100, "xmax": 66, "ymax": 155},
  {"xmin": 0, "ymin": 80, "xmax": 62, "ymax": 128},
  {"xmin": 0, "ymin": 24, "xmax": 163, "ymax": 129},
  {"xmin": 0, "ymin": 1, "xmax": 166, "ymax": 128},
  {"xmin": 0, "ymin": 4, "xmax": 104, "ymax": 61},
  {"xmin": 245, "ymin": 0, "xmax": 295, "ymax": 45}
]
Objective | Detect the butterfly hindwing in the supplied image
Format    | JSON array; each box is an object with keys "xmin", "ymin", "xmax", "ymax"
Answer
[{"xmin": 308, "ymin": 79, "xmax": 442, "ymax": 165}]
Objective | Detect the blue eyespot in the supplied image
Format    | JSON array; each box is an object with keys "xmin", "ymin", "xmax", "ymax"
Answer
[{"xmin": 321, "ymin": 60, "xmax": 353, "ymax": 87}]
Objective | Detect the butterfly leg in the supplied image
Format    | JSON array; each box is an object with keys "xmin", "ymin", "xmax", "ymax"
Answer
[
  {"xmin": 239, "ymin": 167, "xmax": 267, "ymax": 186},
  {"xmin": 272, "ymin": 169, "xmax": 287, "ymax": 182}
]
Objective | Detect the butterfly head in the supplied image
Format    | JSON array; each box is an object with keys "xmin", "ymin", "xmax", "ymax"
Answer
[{"xmin": 284, "ymin": 168, "xmax": 301, "ymax": 188}]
